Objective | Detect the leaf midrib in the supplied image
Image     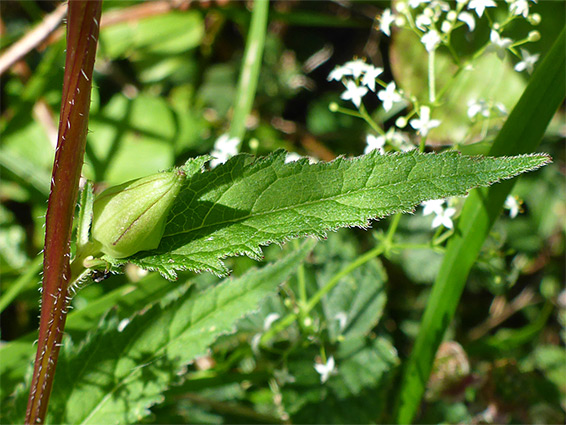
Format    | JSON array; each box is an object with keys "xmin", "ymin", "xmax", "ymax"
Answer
[{"xmin": 163, "ymin": 164, "xmax": 512, "ymax": 240}]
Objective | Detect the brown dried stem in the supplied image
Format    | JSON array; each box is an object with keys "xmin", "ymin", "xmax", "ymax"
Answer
[
  {"xmin": 25, "ymin": 2, "xmax": 102, "ymax": 424},
  {"xmin": 0, "ymin": 2, "xmax": 67, "ymax": 76}
]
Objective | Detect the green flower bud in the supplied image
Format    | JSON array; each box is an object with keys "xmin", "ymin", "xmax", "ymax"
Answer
[{"xmin": 92, "ymin": 168, "xmax": 185, "ymax": 259}]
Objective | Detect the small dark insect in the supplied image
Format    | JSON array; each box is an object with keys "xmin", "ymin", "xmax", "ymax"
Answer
[{"xmin": 92, "ymin": 269, "xmax": 111, "ymax": 283}]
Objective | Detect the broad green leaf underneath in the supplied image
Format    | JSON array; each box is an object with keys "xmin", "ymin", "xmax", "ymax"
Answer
[
  {"xmin": 7, "ymin": 241, "xmax": 314, "ymax": 425},
  {"xmin": 112, "ymin": 150, "xmax": 549, "ymax": 279}
]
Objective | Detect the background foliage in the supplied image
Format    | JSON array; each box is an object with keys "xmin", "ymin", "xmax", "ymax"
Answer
[{"xmin": 1, "ymin": 1, "xmax": 564, "ymax": 424}]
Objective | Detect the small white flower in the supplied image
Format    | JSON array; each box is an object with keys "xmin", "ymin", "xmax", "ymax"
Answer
[
  {"xmin": 210, "ymin": 134, "xmax": 240, "ymax": 168},
  {"xmin": 344, "ymin": 59, "xmax": 370, "ymax": 79},
  {"xmin": 504, "ymin": 195, "xmax": 521, "ymax": 218},
  {"xmin": 335, "ymin": 312, "xmax": 348, "ymax": 331},
  {"xmin": 468, "ymin": 0, "xmax": 496, "ymax": 18},
  {"xmin": 117, "ymin": 318, "xmax": 130, "ymax": 332},
  {"xmin": 467, "ymin": 99, "xmax": 490, "ymax": 119},
  {"xmin": 285, "ymin": 152, "xmax": 303, "ymax": 163},
  {"xmin": 410, "ymin": 106, "xmax": 441, "ymax": 136},
  {"xmin": 430, "ymin": 1, "xmax": 451, "ymax": 12},
  {"xmin": 328, "ymin": 65, "xmax": 352, "ymax": 81},
  {"xmin": 341, "ymin": 80, "xmax": 368, "ymax": 108},
  {"xmin": 422, "ymin": 199, "xmax": 445, "ymax": 216},
  {"xmin": 509, "ymin": 0, "xmax": 530, "ymax": 18},
  {"xmin": 514, "ymin": 48, "xmax": 539, "ymax": 74},
  {"xmin": 314, "ymin": 356, "xmax": 336, "ymax": 383},
  {"xmin": 365, "ymin": 134, "xmax": 386, "ymax": 154},
  {"xmin": 489, "ymin": 30, "xmax": 513, "ymax": 59},
  {"xmin": 421, "ymin": 30, "xmax": 442, "ymax": 52},
  {"xmin": 361, "ymin": 65, "xmax": 384, "ymax": 91},
  {"xmin": 380, "ymin": 8, "xmax": 396, "ymax": 37},
  {"xmin": 416, "ymin": 13, "xmax": 433, "ymax": 30},
  {"xmin": 409, "ymin": 0, "xmax": 430, "ymax": 8},
  {"xmin": 494, "ymin": 102, "xmax": 507, "ymax": 116},
  {"xmin": 432, "ymin": 207, "xmax": 456, "ymax": 229},
  {"xmin": 377, "ymin": 82, "xmax": 403, "ymax": 112},
  {"xmin": 263, "ymin": 313, "xmax": 280, "ymax": 331},
  {"xmin": 458, "ymin": 11, "xmax": 476, "ymax": 31}
]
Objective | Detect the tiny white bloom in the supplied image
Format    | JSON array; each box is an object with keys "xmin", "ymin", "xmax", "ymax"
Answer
[
  {"xmin": 341, "ymin": 80, "xmax": 368, "ymax": 108},
  {"xmin": 410, "ymin": 106, "xmax": 441, "ymax": 136},
  {"xmin": 514, "ymin": 48, "xmax": 539, "ymax": 74},
  {"xmin": 361, "ymin": 65, "xmax": 384, "ymax": 91},
  {"xmin": 458, "ymin": 11, "xmax": 476, "ymax": 31},
  {"xmin": 409, "ymin": 0, "xmax": 430, "ymax": 8},
  {"xmin": 432, "ymin": 207, "xmax": 456, "ymax": 229},
  {"xmin": 314, "ymin": 356, "xmax": 336, "ymax": 383},
  {"xmin": 467, "ymin": 99, "xmax": 490, "ymax": 119},
  {"xmin": 365, "ymin": 134, "xmax": 386, "ymax": 154},
  {"xmin": 263, "ymin": 313, "xmax": 280, "ymax": 331},
  {"xmin": 380, "ymin": 8, "xmax": 396, "ymax": 37},
  {"xmin": 328, "ymin": 65, "xmax": 352, "ymax": 81},
  {"xmin": 430, "ymin": 1, "xmax": 451, "ymax": 12},
  {"xmin": 344, "ymin": 59, "xmax": 370, "ymax": 79},
  {"xmin": 509, "ymin": 0, "xmax": 530, "ymax": 18},
  {"xmin": 377, "ymin": 82, "xmax": 403, "ymax": 112},
  {"xmin": 440, "ymin": 21, "xmax": 450, "ymax": 34},
  {"xmin": 117, "ymin": 318, "xmax": 130, "ymax": 332},
  {"xmin": 489, "ymin": 30, "xmax": 513, "ymax": 59},
  {"xmin": 416, "ymin": 13, "xmax": 433, "ymax": 30},
  {"xmin": 468, "ymin": 0, "xmax": 496, "ymax": 18},
  {"xmin": 447, "ymin": 11, "xmax": 458, "ymax": 21},
  {"xmin": 504, "ymin": 195, "xmax": 521, "ymax": 218},
  {"xmin": 422, "ymin": 199, "xmax": 445, "ymax": 216},
  {"xmin": 210, "ymin": 134, "xmax": 240, "ymax": 168},
  {"xmin": 335, "ymin": 312, "xmax": 348, "ymax": 331},
  {"xmin": 421, "ymin": 30, "xmax": 442, "ymax": 52},
  {"xmin": 285, "ymin": 152, "xmax": 303, "ymax": 163},
  {"xmin": 494, "ymin": 102, "xmax": 507, "ymax": 116}
]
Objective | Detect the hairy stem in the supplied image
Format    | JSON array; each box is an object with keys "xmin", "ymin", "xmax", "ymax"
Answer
[{"xmin": 25, "ymin": 2, "xmax": 102, "ymax": 423}]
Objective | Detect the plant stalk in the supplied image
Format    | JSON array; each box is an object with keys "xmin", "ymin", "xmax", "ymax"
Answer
[{"xmin": 25, "ymin": 2, "xmax": 102, "ymax": 423}]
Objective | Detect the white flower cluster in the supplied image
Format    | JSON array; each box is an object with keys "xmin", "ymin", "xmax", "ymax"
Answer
[
  {"xmin": 328, "ymin": 59, "xmax": 408, "ymax": 113},
  {"xmin": 378, "ymin": 0, "xmax": 541, "ymax": 73},
  {"xmin": 419, "ymin": 194, "xmax": 521, "ymax": 231},
  {"xmin": 421, "ymin": 199, "xmax": 457, "ymax": 229}
]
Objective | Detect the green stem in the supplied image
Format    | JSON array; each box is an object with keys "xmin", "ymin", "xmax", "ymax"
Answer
[
  {"xmin": 359, "ymin": 103, "xmax": 385, "ymax": 135},
  {"xmin": 261, "ymin": 244, "xmax": 385, "ymax": 344},
  {"xmin": 228, "ymin": 0, "xmax": 269, "ymax": 142},
  {"xmin": 294, "ymin": 240, "xmax": 307, "ymax": 308},
  {"xmin": 428, "ymin": 49, "xmax": 436, "ymax": 104},
  {"xmin": 304, "ymin": 244, "xmax": 384, "ymax": 314}
]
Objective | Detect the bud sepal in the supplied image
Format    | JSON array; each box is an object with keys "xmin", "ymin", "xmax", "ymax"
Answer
[{"xmin": 91, "ymin": 168, "xmax": 186, "ymax": 259}]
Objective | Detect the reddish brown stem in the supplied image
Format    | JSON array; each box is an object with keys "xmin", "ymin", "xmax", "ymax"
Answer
[{"xmin": 25, "ymin": 2, "xmax": 102, "ymax": 424}]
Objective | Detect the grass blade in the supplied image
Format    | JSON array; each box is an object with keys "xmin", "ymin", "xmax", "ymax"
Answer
[
  {"xmin": 229, "ymin": 0, "xmax": 269, "ymax": 141},
  {"xmin": 393, "ymin": 28, "xmax": 566, "ymax": 424}
]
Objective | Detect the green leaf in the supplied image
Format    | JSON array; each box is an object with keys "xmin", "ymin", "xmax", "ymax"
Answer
[
  {"xmin": 7, "ymin": 240, "xmax": 315, "ymax": 424},
  {"xmin": 86, "ymin": 94, "xmax": 176, "ymax": 184},
  {"xmin": 393, "ymin": 28, "xmax": 566, "ymax": 424},
  {"xmin": 314, "ymin": 232, "xmax": 387, "ymax": 342},
  {"xmin": 119, "ymin": 149, "xmax": 550, "ymax": 279},
  {"xmin": 98, "ymin": 11, "xmax": 204, "ymax": 59},
  {"xmin": 0, "ymin": 272, "xmax": 194, "ymax": 409},
  {"xmin": 282, "ymin": 336, "xmax": 398, "ymax": 423}
]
